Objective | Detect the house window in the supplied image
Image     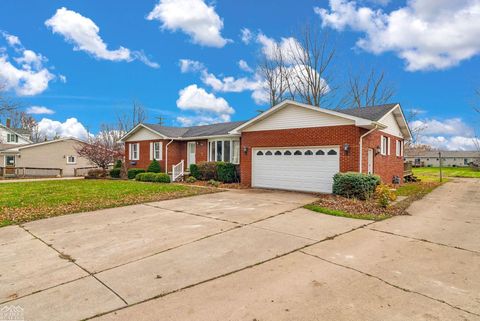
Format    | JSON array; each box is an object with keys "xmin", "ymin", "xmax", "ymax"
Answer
[
  {"xmin": 327, "ymin": 149, "xmax": 337, "ymax": 155},
  {"xmin": 67, "ymin": 156, "xmax": 77, "ymax": 164},
  {"xmin": 464, "ymin": 158, "xmax": 468, "ymax": 165},
  {"xmin": 130, "ymin": 143, "xmax": 139, "ymax": 160},
  {"xmin": 5, "ymin": 155, "xmax": 15, "ymax": 166},
  {"xmin": 305, "ymin": 150, "xmax": 313, "ymax": 155},
  {"xmin": 7, "ymin": 133, "xmax": 18, "ymax": 143},
  {"xmin": 396, "ymin": 140, "xmax": 402, "ymax": 157},
  {"xmin": 316, "ymin": 150, "xmax": 325, "ymax": 155},
  {"xmin": 151, "ymin": 142, "xmax": 162, "ymax": 160},
  {"xmin": 208, "ymin": 139, "xmax": 240, "ymax": 164},
  {"xmin": 380, "ymin": 136, "xmax": 389, "ymax": 155}
]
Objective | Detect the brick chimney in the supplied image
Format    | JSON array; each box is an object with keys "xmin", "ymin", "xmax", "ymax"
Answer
[{"xmin": 6, "ymin": 118, "xmax": 11, "ymax": 128}]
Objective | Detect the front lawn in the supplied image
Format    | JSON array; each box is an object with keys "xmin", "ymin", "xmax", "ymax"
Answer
[
  {"xmin": 0, "ymin": 179, "xmax": 216, "ymax": 227},
  {"xmin": 413, "ymin": 167, "xmax": 480, "ymax": 178}
]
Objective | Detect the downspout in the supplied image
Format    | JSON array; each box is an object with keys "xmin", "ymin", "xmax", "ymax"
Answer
[
  {"xmin": 359, "ymin": 125, "xmax": 378, "ymax": 173},
  {"xmin": 165, "ymin": 139, "xmax": 174, "ymax": 174}
]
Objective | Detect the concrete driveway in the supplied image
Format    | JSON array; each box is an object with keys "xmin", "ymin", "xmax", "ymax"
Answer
[{"xmin": 1, "ymin": 181, "xmax": 480, "ymax": 321}]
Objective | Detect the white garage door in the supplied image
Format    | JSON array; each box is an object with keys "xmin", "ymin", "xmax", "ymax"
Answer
[{"xmin": 252, "ymin": 146, "xmax": 340, "ymax": 193}]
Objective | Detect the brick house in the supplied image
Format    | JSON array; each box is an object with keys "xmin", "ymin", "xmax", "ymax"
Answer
[{"xmin": 120, "ymin": 100, "xmax": 411, "ymax": 193}]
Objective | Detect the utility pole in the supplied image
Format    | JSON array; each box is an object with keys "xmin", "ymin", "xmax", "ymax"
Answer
[
  {"xmin": 155, "ymin": 116, "xmax": 167, "ymax": 126},
  {"xmin": 439, "ymin": 151, "xmax": 443, "ymax": 182}
]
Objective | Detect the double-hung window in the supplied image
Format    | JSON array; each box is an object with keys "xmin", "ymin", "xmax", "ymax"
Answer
[
  {"xmin": 67, "ymin": 156, "xmax": 77, "ymax": 164},
  {"xmin": 7, "ymin": 133, "xmax": 18, "ymax": 143},
  {"xmin": 380, "ymin": 136, "xmax": 389, "ymax": 156},
  {"xmin": 151, "ymin": 142, "xmax": 162, "ymax": 160},
  {"xmin": 208, "ymin": 139, "xmax": 240, "ymax": 164},
  {"xmin": 396, "ymin": 140, "xmax": 403, "ymax": 157},
  {"xmin": 130, "ymin": 143, "xmax": 139, "ymax": 160}
]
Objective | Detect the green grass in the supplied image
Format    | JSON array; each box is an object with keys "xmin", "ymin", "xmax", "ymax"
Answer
[
  {"xmin": 413, "ymin": 167, "xmax": 480, "ymax": 178},
  {"xmin": 0, "ymin": 179, "xmax": 215, "ymax": 227},
  {"xmin": 303, "ymin": 204, "xmax": 390, "ymax": 221}
]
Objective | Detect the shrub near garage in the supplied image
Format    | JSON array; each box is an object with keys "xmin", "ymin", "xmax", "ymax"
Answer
[
  {"xmin": 333, "ymin": 172, "xmax": 380, "ymax": 200},
  {"xmin": 196, "ymin": 162, "xmax": 218, "ymax": 181},
  {"xmin": 135, "ymin": 172, "xmax": 171, "ymax": 183},
  {"xmin": 217, "ymin": 162, "xmax": 238, "ymax": 183}
]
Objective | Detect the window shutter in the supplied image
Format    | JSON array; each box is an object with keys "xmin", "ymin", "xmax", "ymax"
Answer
[
  {"xmin": 159, "ymin": 142, "xmax": 163, "ymax": 160},
  {"xmin": 380, "ymin": 136, "xmax": 384, "ymax": 155},
  {"xmin": 149, "ymin": 142, "xmax": 153, "ymax": 160},
  {"xmin": 129, "ymin": 144, "xmax": 132, "ymax": 160},
  {"xmin": 387, "ymin": 137, "xmax": 391, "ymax": 155}
]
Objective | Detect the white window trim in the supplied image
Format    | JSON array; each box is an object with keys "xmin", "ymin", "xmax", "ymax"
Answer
[
  {"xmin": 130, "ymin": 143, "xmax": 139, "ymax": 161},
  {"xmin": 150, "ymin": 142, "xmax": 163, "ymax": 160},
  {"xmin": 4, "ymin": 155, "xmax": 15, "ymax": 166},
  {"xmin": 380, "ymin": 136, "xmax": 387, "ymax": 156},
  {"xmin": 387, "ymin": 137, "xmax": 391, "ymax": 155},
  {"xmin": 208, "ymin": 138, "xmax": 240, "ymax": 164},
  {"xmin": 396, "ymin": 140, "xmax": 403, "ymax": 157},
  {"xmin": 67, "ymin": 155, "xmax": 77, "ymax": 165}
]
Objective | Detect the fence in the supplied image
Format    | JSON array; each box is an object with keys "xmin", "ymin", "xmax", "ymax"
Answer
[
  {"xmin": 73, "ymin": 167, "xmax": 102, "ymax": 177},
  {"xmin": 0, "ymin": 167, "xmax": 63, "ymax": 178}
]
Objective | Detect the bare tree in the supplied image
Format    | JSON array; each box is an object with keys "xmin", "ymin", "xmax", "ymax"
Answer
[
  {"xmin": 340, "ymin": 67, "xmax": 395, "ymax": 109},
  {"xmin": 405, "ymin": 108, "xmax": 428, "ymax": 147},
  {"xmin": 257, "ymin": 25, "xmax": 336, "ymax": 108},
  {"xmin": 0, "ymin": 87, "xmax": 20, "ymax": 118},
  {"xmin": 116, "ymin": 100, "xmax": 147, "ymax": 134}
]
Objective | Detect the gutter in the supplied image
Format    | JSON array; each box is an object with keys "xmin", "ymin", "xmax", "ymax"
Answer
[
  {"xmin": 359, "ymin": 125, "xmax": 378, "ymax": 174},
  {"xmin": 165, "ymin": 139, "xmax": 174, "ymax": 174}
]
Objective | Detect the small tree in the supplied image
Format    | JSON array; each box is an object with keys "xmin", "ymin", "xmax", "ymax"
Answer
[
  {"xmin": 147, "ymin": 159, "xmax": 161, "ymax": 173},
  {"xmin": 75, "ymin": 138, "xmax": 123, "ymax": 170},
  {"xmin": 114, "ymin": 160, "xmax": 122, "ymax": 169}
]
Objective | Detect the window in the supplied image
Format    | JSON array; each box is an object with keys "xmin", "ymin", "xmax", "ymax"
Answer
[
  {"xmin": 151, "ymin": 142, "xmax": 162, "ymax": 160},
  {"xmin": 380, "ymin": 136, "xmax": 389, "ymax": 155},
  {"xmin": 316, "ymin": 150, "xmax": 325, "ymax": 155},
  {"xmin": 208, "ymin": 139, "xmax": 240, "ymax": 164},
  {"xmin": 327, "ymin": 149, "xmax": 337, "ymax": 155},
  {"xmin": 5, "ymin": 155, "xmax": 15, "ymax": 166},
  {"xmin": 274, "ymin": 151, "xmax": 282, "ymax": 155},
  {"xmin": 256, "ymin": 151, "xmax": 264, "ymax": 156},
  {"xmin": 67, "ymin": 156, "xmax": 76, "ymax": 164},
  {"xmin": 396, "ymin": 140, "xmax": 402, "ymax": 157},
  {"xmin": 265, "ymin": 151, "xmax": 273, "ymax": 155},
  {"xmin": 464, "ymin": 158, "xmax": 468, "ymax": 165},
  {"xmin": 130, "ymin": 143, "xmax": 139, "ymax": 160},
  {"xmin": 305, "ymin": 150, "xmax": 313, "ymax": 155},
  {"xmin": 284, "ymin": 150, "xmax": 292, "ymax": 155},
  {"xmin": 7, "ymin": 133, "xmax": 18, "ymax": 143},
  {"xmin": 294, "ymin": 150, "xmax": 302, "ymax": 155}
]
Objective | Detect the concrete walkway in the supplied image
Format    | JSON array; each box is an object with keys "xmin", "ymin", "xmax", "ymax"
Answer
[{"xmin": 1, "ymin": 181, "xmax": 479, "ymax": 321}]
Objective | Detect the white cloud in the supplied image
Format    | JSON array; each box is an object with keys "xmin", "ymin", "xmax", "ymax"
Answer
[
  {"xmin": 179, "ymin": 59, "xmax": 205, "ymax": 73},
  {"xmin": 59, "ymin": 74, "xmax": 67, "ymax": 83},
  {"xmin": 418, "ymin": 135, "xmax": 479, "ymax": 151},
  {"xmin": 315, "ymin": 0, "xmax": 480, "ymax": 71},
  {"xmin": 26, "ymin": 106, "xmax": 55, "ymax": 115},
  {"xmin": 0, "ymin": 32, "xmax": 56, "ymax": 96},
  {"xmin": 240, "ymin": 28, "xmax": 252, "ymax": 44},
  {"xmin": 238, "ymin": 59, "xmax": 253, "ymax": 72},
  {"xmin": 146, "ymin": 0, "xmax": 229, "ymax": 48},
  {"xmin": 37, "ymin": 117, "xmax": 89, "ymax": 140},
  {"xmin": 256, "ymin": 33, "xmax": 302, "ymax": 64},
  {"xmin": 45, "ymin": 7, "xmax": 158, "ymax": 68},
  {"xmin": 176, "ymin": 84, "xmax": 234, "ymax": 125}
]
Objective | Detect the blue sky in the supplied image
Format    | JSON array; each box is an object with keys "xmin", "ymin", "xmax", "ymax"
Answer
[{"xmin": 0, "ymin": 0, "xmax": 479, "ymax": 150}]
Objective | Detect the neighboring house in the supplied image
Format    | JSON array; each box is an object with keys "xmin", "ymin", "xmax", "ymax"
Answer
[
  {"xmin": 0, "ymin": 138, "xmax": 93, "ymax": 177},
  {"xmin": 0, "ymin": 120, "xmax": 32, "ymax": 151},
  {"xmin": 405, "ymin": 150, "xmax": 480, "ymax": 167},
  {"xmin": 120, "ymin": 100, "xmax": 411, "ymax": 193}
]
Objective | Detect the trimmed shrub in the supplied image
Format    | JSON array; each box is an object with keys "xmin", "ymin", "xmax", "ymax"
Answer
[
  {"xmin": 189, "ymin": 164, "xmax": 200, "ymax": 179},
  {"xmin": 135, "ymin": 172, "xmax": 171, "ymax": 183},
  {"xmin": 147, "ymin": 160, "xmax": 161, "ymax": 173},
  {"xmin": 109, "ymin": 168, "xmax": 121, "ymax": 178},
  {"xmin": 186, "ymin": 176, "xmax": 197, "ymax": 183},
  {"xmin": 217, "ymin": 162, "xmax": 238, "ymax": 183},
  {"xmin": 113, "ymin": 160, "xmax": 122, "ymax": 169},
  {"xmin": 196, "ymin": 161, "xmax": 218, "ymax": 181},
  {"xmin": 128, "ymin": 168, "xmax": 145, "ymax": 179},
  {"xmin": 332, "ymin": 172, "xmax": 381, "ymax": 200},
  {"xmin": 374, "ymin": 184, "xmax": 397, "ymax": 208}
]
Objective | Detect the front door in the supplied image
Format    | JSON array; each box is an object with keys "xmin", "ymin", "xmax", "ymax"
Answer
[
  {"xmin": 367, "ymin": 148, "xmax": 374, "ymax": 174},
  {"xmin": 187, "ymin": 142, "xmax": 196, "ymax": 167}
]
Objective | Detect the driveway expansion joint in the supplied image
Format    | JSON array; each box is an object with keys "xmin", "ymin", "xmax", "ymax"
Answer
[
  {"xmin": 17, "ymin": 224, "xmax": 129, "ymax": 306},
  {"xmin": 368, "ymin": 227, "xmax": 480, "ymax": 254},
  {"xmin": 300, "ymin": 251, "xmax": 480, "ymax": 317}
]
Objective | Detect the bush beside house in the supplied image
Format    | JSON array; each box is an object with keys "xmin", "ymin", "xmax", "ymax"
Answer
[
  {"xmin": 128, "ymin": 168, "xmax": 145, "ymax": 179},
  {"xmin": 135, "ymin": 172, "xmax": 171, "ymax": 183},
  {"xmin": 147, "ymin": 160, "xmax": 161, "ymax": 173},
  {"xmin": 190, "ymin": 162, "xmax": 239, "ymax": 183},
  {"xmin": 333, "ymin": 172, "xmax": 380, "ymax": 200}
]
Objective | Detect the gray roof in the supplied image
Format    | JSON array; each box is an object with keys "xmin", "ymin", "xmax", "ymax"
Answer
[
  {"xmin": 11, "ymin": 128, "xmax": 32, "ymax": 137},
  {"xmin": 336, "ymin": 104, "xmax": 399, "ymax": 121},
  {"xmin": 405, "ymin": 150, "xmax": 480, "ymax": 158},
  {"xmin": 143, "ymin": 121, "xmax": 247, "ymax": 138}
]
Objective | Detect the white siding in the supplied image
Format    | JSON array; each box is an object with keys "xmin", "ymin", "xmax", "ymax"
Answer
[
  {"xmin": 379, "ymin": 112, "xmax": 403, "ymax": 138},
  {"xmin": 243, "ymin": 105, "xmax": 354, "ymax": 132},
  {"xmin": 0, "ymin": 127, "xmax": 30, "ymax": 145},
  {"xmin": 126, "ymin": 127, "xmax": 163, "ymax": 142}
]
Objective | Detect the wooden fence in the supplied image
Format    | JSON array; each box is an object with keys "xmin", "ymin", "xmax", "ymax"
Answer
[{"xmin": 0, "ymin": 167, "xmax": 63, "ymax": 178}]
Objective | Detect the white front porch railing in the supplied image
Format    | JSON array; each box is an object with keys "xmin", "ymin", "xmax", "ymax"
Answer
[{"xmin": 172, "ymin": 160, "xmax": 184, "ymax": 182}]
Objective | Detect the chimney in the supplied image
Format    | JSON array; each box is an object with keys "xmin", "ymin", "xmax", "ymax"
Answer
[{"xmin": 6, "ymin": 118, "xmax": 11, "ymax": 128}]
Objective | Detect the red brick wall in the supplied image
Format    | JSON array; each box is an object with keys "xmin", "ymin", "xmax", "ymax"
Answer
[
  {"xmin": 362, "ymin": 130, "xmax": 404, "ymax": 184},
  {"xmin": 125, "ymin": 139, "xmax": 208, "ymax": 172},
  {"xmin": 240, "ymin": 125, "xmax": 363, "ymax": 187}
]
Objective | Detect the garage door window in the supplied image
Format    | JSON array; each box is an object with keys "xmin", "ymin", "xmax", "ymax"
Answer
[
  {"xmin": 294, "ymin": 150, "xmax": 302, "ymax": 155},
  {"xmin": 257, "ymin": 151, "xmax": 263, "ymax": 156},
  {"xmin": 316, "ymin": 150, "xmax": 325, "ymax": 155},
  {"xmin": 274, "ymin": 151, "xmax": 282, "ymax": 155},
  {"xmin": 284, "ymin": 151, "xmax": 292, "ymax": 155},
  {"xmin": 265, "ymin": 151, "xmax": 272, "ymax": 155},
  {"xmin": 305, "ymin": 150, "xmax": 313, "ymax": 155},
  {"xmin": 327, "ymin": 149, "xmax": 337, "ymax": 155}
]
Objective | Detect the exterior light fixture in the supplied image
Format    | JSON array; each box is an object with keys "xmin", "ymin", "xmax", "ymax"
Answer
[
  {"xmin": 243, "ymin": 146, "xmax": 248, "ymax": 155},
  {"xmin": 375, "ymin": 146, "xmax": 381, "ymax": 155},
  {"xmin": 343, "ymin": 143, "xmax": 350, "ymax": 154}
]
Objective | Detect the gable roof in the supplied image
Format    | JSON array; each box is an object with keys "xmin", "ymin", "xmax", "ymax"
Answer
[
  {"xmin": 0, "ymin": 137, "xmax": 86, "ymax": 153},
  {"xmin": 336, "ymin": 104, "xmax": 399, "ymax": 121},
  {"xmin": 121, "ymin": 121, "xmax": 246, "ymax": 141},
  {"xmin": 0, "ymin": 124, "xmax": 32, "ymax": 142}
]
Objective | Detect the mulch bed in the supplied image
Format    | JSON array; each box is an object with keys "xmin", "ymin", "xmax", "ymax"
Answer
[
  {"xmin": 185, "ymin": 181, "xmax": 247, "ymax": 189},
  {"xmin": 311, "ymin": 194, "xmax": 405, "ymax": 218}
]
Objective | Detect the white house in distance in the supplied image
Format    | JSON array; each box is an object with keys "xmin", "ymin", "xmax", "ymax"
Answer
[
  {"xmin": 0, "ymin": 137, "xmax": 94, "ymax": 177},
  {"xmin": 404, "ymin": 150, "xmax": 480, "ymax": 167}
]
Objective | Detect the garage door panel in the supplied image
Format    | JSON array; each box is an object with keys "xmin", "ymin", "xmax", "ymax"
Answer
[{"xmin": 252, "ymin": 147, "xmax": 339, "ymax": 193}]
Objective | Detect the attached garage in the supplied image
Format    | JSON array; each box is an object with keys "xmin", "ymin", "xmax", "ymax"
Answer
[{"xmin": 252, "ymin": 146, "xmax": 340, "ymax": 193}]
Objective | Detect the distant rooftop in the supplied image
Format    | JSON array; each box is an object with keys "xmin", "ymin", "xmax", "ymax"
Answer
[
  {"xmin": 143, "ymin": 121, "xmax": 247, "ymax": 138},
  {"xmin": 405, "ymin": 150, "xmax": 480, "ymax": 158}
]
